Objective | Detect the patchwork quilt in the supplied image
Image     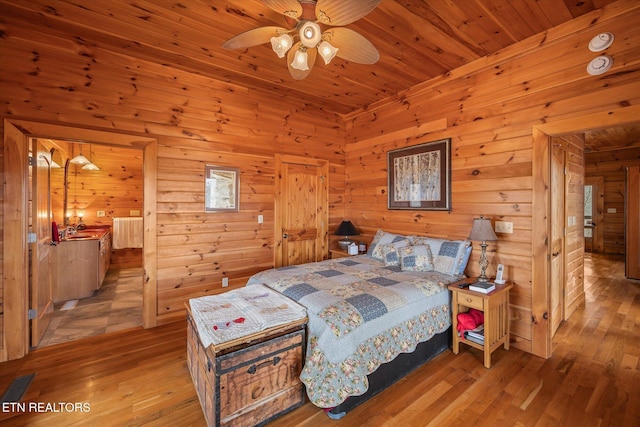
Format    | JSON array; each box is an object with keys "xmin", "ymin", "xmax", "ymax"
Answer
[{"xmin": 247, "ymin": 255, "xmax": 457, "ymax": 408}]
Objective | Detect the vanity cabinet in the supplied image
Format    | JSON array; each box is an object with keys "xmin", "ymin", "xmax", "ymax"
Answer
[{"xmin": 53, "ymin": 230, "xmax": 112, "ymax": 303}]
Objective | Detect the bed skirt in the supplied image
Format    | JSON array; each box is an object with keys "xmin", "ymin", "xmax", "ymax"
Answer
[{"xmin": 327, "ymin": 327, "xmax": 452, "ymax": 418}]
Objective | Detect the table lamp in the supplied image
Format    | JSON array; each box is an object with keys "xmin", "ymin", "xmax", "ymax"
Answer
[
  {"xmin": 334, "ymin": 220, "xmax": 359, "ymax": 251},
  {"xmin": 468, "ymin": 215, "xmax": 498, "ymax": 282}
]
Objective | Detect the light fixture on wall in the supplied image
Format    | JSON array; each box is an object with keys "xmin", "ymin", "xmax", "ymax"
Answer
[
  {"xmin": 334, "ymin": 220, "xmax": 359, "ymax": 251},
  {"xmin": 222, "ymin": 0, "xmax": 380, "ymax": 80},
  {"xmin": 81, "ymin": 144, "xmax": 100, "ymax": 171},
  {"xmin": 468, "ymin": 216, "xmax": 498, "ymax": 282}
]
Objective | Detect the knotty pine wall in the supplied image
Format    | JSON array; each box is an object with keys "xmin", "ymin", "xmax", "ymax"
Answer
[
  {"xmin": 0, "ymin": 16, "xmax": 346, "ymax": 353},
  {"xmin": 586, "ymin": 147, "xmax": 640, "ymax": 254},
  {"xmin": 343, "ymin": 4, "xmax": 640, "ymax": 355}
]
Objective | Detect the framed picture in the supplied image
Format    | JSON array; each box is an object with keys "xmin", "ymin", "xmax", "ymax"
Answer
[
  {"xmin": 388, "ymin": 138, "xmax": 451, "ymax": 211},
  {"xmin": 205, "ymin": 165, "xmax": 239, "ymax": 212}
]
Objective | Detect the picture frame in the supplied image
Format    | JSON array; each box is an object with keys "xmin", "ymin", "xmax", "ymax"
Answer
[
  {"xmin": 387, "ymin": 138, "xmax": 451, "ymax": 211},
  {"xmin": 205, "ymin": 165, "xmax": 239, "ymax": 212}
]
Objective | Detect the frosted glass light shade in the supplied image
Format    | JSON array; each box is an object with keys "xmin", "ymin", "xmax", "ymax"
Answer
[
  {"xmin": 270, "ymin": 34, "xmax": 293, "ymax": 58},
  {"xmin": 299, "ymin": 21, "xmax": 321, "ymax": 48},
  {"xmin": 70, "ymin": 154, "xmax": 90, "ymax": 165},
  {"xmin": 82, "ymin": 162, "xmax": 100, "ymax": 171},
  {"xmin": 318, "ymin": 41, "xmax": 338, "ymax": 64},
  {"xmin": 291, "ymin": 49, "xmax": 309, "ymax": 70}
]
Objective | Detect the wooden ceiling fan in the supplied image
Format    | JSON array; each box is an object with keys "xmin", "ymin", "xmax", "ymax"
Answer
[{"xmin": 222, "ymin": 0, "xmax": 381, "ymax": 80}]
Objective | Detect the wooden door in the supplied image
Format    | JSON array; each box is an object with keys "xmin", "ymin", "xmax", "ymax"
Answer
[
  {"xmin": 584, "ymin": 176, "xmax": 605, "ymax": 253},
  {"xmin": 274, "ymin": 154, "xmax": 328, "ymax": 267},
  {"xmin": 627, "ymin": 166, "xmax": 640, "ymax": 279},
  {"xmin": 549, "ymin": 144, "xmax": 565, "ymax": 337},
  {"xmin": 31, "ymin": 138, "xmax": 54, "ymax": 346}
]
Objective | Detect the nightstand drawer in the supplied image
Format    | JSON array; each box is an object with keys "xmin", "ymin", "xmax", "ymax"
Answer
[{"xmin": 459, "ymin": 293, "xmax": 484, "ymax": 310}]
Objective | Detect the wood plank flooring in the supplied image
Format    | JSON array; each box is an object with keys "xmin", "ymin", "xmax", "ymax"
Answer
[{"xmin": 1, "ymin": 253, "xmax": 638, "ymax": 426}]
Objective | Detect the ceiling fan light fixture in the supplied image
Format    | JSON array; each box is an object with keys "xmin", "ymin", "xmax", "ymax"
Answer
[
  {"xmin": 318, "ymin": 40, "xmax": 338, "ymax": 64},
  {"xmin": 299, "ymin": 21, "xmax": 321, "ymax": 48},
  {"xmin": 270, "ymin": 33, "xmax": 293, "ymax": 58},
  {"xmin": 291, "ymin": 48, "xmax": 309, "ymax": 70}
]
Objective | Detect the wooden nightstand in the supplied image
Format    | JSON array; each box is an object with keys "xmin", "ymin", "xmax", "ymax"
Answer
[
  {"xmin": 448, "ymin": 278, "xmax": 513, "ymax": 368},
  {"xmin": 330, "ymin": 249, "xmax": 353, "ymax": 259}
]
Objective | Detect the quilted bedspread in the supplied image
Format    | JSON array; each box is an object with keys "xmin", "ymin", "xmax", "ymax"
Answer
[{"xmin": 246, "ymin": 255, "xmax": 457, "ymax": 408}]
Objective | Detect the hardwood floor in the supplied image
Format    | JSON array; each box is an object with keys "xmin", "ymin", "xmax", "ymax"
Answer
[{"xmin": 1, "ymin": 253, "xmax": 638, "ymax": 426}]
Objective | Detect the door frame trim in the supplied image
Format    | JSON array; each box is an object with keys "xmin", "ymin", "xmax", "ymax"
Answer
[
  {"xmin": 531, "ymin": 104, "xmax": 640, "ymax": 359},
  {"xmin": 2, "ymin": 119, "xmax": 157, "ymax": 361}
]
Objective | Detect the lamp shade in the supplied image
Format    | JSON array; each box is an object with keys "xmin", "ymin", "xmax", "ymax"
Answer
[
  {"xmin": 334, "ymin": 220, "xmax": 359, "ymax": 237},
  {"xmin": 318, "ymin": 41, "xmax": 338, "ymax": 64},
  {"xmin": 335, "ymin": 220, "xmax": 359, "ymax": 251},
  {"xmin": 468, "ymin": 216, "xmax": 497, "ymax": 242},
  {"xmin": 69, "ymin": 153, "xmax": 90, "ymax": 165}
]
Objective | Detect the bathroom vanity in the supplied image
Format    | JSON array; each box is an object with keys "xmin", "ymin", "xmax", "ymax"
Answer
[{"xmin": 53, "ymin": 228, "xmax": 112, "ymax": 303}]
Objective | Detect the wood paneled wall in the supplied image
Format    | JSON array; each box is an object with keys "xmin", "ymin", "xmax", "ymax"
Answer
[
  {"xmin": 0, "ymin": 10, "xmax": 346, "ymax": 354},
  {"xmin": 343, "ymin": 3, "xmax": 640, "ymax": 355},
  {"xmin": 585, "ymin": 147, "xmax": 640, "ymax": 254}
]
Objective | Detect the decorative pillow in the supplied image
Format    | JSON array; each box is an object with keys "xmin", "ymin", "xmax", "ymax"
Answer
[
  {"xmin": 457, "ymin": 245, "xmax": 473, "ymax": 275},
  {"xmin": 399, "ymin": 244, "xmax": 434, "ymax": 272},
  {"xmin": 408, "ymin": 236, "xmax": 471, "ymax": 276},
  {"xmin": 378, "ymin": 239, "xmax": 412, "ymax": 266},
  {"xmin": 433, "ymin": 240, "xmax": 471, "ymax": 276},
  {"xmin": 368, "ymin": 230, "xmax": 407, "ymax": 259}
]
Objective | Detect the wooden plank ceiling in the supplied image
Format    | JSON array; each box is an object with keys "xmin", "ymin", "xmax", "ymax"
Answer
[{"xmin": 1, "ymin": 0, "xmax": 637, "ymax": 149}]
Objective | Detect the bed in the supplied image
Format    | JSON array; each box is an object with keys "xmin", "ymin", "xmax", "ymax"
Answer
[{"xmin": 246, "ymin": 230, "xmax": 471, "ymax": 418}]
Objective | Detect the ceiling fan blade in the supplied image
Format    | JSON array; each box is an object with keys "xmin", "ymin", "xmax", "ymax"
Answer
[
  {"xmin": 315, "ymin": 0, "xmax": 380, "ymax": 26},
  {"xmin": 324, "ymin": 28, "xmax": 379, "ymax": 64},
  {"xmin": 222, "ymin": 26, "xmax": 288, "ymax": 50},
  {"xmin": 261, "ymin": 0, "xmax": 302, "ymax": 19},
  {"xmin": 287, "ymin": 42, "xmax": 317, "ymax": 80}
]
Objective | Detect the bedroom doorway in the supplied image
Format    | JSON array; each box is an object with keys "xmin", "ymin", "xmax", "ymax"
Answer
[
  {"xmin": 274, "ymin": 154, "xmax": 329, "ymax": 267},
  {"xmin": 531, "ymin": 105, "xmax": 640, "ymax": 359},
  {"xmin": 2, "ymin": 119, "xmax": 158, "ymax": 361},
  {"xmin": 584, "ymin": 176, "xmax": 605, "ymax": 253}
]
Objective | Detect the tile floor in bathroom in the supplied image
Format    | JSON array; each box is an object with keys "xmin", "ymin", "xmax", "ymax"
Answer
[{"xmin": 37, "ymin": 267, "xmax": 144, "ymax": 348}]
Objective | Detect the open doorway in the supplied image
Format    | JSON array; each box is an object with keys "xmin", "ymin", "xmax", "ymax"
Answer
[
  {"xmin": 531, "ymin": 106, "xmax": 640, "ymax": 360},
  {"xmin": 35, "ymin": 140, "xmax": 145, "ymax": 348},
  {"xmin": 583, "ymin": 176, "xmax": 604, "ymax": 253},
  {"xmin": 3, "ymin": 119, "xmax": 158, "ymax": 362}
]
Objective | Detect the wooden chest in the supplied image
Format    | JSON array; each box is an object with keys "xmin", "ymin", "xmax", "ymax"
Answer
[{"xmin": 186, "ymin": 308, "xmax": 306, "ymax": 427}]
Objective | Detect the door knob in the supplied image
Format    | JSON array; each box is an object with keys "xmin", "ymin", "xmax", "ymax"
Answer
[{"xmin": 283, "ymin": 233, "xmax": 288, "ymax": 239}]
